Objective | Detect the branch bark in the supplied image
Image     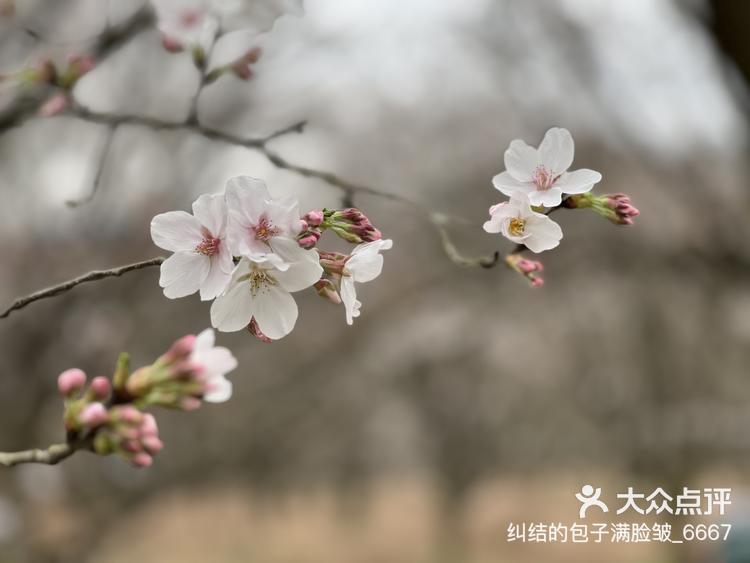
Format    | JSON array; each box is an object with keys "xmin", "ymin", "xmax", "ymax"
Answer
[
  {"xmin": 0, "ymin": 257, "xmax": 164, "ymax": 319},
  {"xmin": 0, "ymin": 442, "xmax": 75, "ymax": 467}
]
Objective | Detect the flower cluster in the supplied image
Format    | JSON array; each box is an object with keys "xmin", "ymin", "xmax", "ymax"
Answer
[
  {"xmin": 484, "ymin": 127, "xmax": 639, "ymax": 285},
  {"xmin": 151, "ymin": 176, "xmax": 392, "ymax": 340},
  {"xmin": 56, "ymin": 328, "xmax": 236, "ymax": 467}
]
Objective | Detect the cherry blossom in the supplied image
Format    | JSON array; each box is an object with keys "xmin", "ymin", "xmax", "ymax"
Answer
[
  {"xmin": 210, "ymin": 238, "xmax": 323, "ymax": 339},
  {"xmin": 340, "ymin": 239, "xmax": 393, "ymax": 325},
  {"xmin": 189, "ymin": 328, "xmax": 238, "ymax": 403},
  {"xmin": 225, "ymin": 175, "xmax": 304, "ymax": 259},
  {"xmin": 151, "ymin": 193, "xmax": 233, "ymax": 300},
  {"xmin": 483, "ymin": 195, "xmax": 563, "ymax": 253},
  {"xmin": 151, "ymin": 0, "xmax": 220, "ymax": 53},
  {"xmin": 493, "ymin": 127, "xmax": 602, "ymax": 208}
]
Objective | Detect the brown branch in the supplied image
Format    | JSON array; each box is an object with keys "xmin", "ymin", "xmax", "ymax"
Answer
[
  {"xmin": 0, "ymin": 257, "xmax": 164, "ymax": 319},
  {"xmin": 66, "ymin": 124, "xmax": 116, "ymax": 207},
  {"xmin": 0, "ymin": 442, "xmax": 75, "ymax": 467}
]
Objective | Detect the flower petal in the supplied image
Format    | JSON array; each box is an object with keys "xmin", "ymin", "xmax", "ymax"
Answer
[
  {"xmin": 504, "ymin": 140, "xmax": 538, "ymax": 182},
  {"xmin": 347, "ymin": 240, "xmax": 392, "ymax": 283},
  {"xmin": 538, "ymin": 127, "xmax": 574, "ymax": 175},
  {"xmin": 524, "ymin": 215, "xmax": 563, "ymax": 253},
  {"xmin": 253, "ymin": 285, "xmax": 298, "ymax": 340},
  {"xmin": 492, "ymin": 171, "xmax": 534, "ymax": 198},
  {"xmin": 526, "ymin": 187, "xmax": 563, "ymax": 208},
  {"xmin": 555, "ymin": 168, "xmax": 602, "ymax": 195},
  {"xmin": 210, "ymin": 281, "xmax": 255, "ymax": 332},
  {"xmin": 203, "ymin": 375, "xmax": 233, "ymax": 403},
  {"xmin": 194, "ymin": 328, "xmax": 215, "ymax": 352},
  {"xmin": 271, "ymin": 239, "xmax": 323, "ymax": 293},
  {"xmin": 151, "ymin": 211, "xmax": 203, "ymax": 252},
  {"xmin": 226, "ymin": 175, "xmax": 271, "ymax": 226},
  {"xmin": 199, "ymin": 254, "xmax": 233, "ymax": 301},
  {"xmin": 192, "ymin": 193, "xmax": 228, "ymax": 237},
  {"xmin": 159, "ymin": 252, "xmax": 209, "ymax": 299},
  {"xmin": 340, "ymin": 277, "xmax": 360, "ymax": 325}
]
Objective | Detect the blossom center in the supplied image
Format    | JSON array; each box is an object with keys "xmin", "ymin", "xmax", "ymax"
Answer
[
  {"xmin": 246, "ymin": 268, "xmax": 277, "ymax": 297},
  {"xmin": 195, "ymin": 232, "xmax": 221, "ymax": 256},
  {"xmin": 252, "ymin": 216, "xmax": 281, "ymax": 242},
  {"xmin": 531, "ymin": 166, "xmax": 559, "ymax": 190},
  {"xmin": 508, "ymin": 217, "xmax": 526, "ymax": 236},
  {"xmin": 180, "ymin": 9, "xmax": 203, "ymax": 28}
]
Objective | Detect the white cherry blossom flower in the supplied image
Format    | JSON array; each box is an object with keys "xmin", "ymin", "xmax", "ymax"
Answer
[
  {"xmin": 483, "ymin": 195, "xmax": 562, "ymax": 253},
  {"xmin": 210, "ymin": 238, "xmax": 323, "ymax": 339},
  {"xmin": 151, "ymin": 193, "xmax": 233, "ymax": 300},
  {"xmin": 151, "ymin": 0, "xmax": 220, "ymax": 52},
  {"xmin": 190, "ymin": 328, "xmax": 237, "ymax": 403},
  {"xmin": 493, "ymin": 127, "xmax": 602, "ymax": 208},
  {"xmin": 225, "ymin": 175, "xmax": 303, "ymax": 259},
  {"xmin": 340, "ymin": 239, "xmax": 393, "ymax": 325}
]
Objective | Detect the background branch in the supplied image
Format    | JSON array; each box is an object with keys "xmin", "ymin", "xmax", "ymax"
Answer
[{"xmin": 0, "ymin": 257, "xmax": 164, "ymax": 319}]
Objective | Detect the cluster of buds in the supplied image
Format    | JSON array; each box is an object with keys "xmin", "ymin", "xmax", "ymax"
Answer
[
  {"xmin": 505, "ymin": 254, "xmax": 544, "ymax": 287},
  {"xmin": 91, "ymin": 406, "xmax": 163, "ymax": 468},
  {"xmin": 57, "ymin": 368, "xmax": 161, "ymax": 467},
  {"xmin": 297, "ymin": 208, "xmax": 382, "ymax": 249},
  {"xmin": 563, "ymin": 192, "xmax": 640, "ymax": 226},
  {"xmin": 53, "ymin": 329, "xmax": 236, "ymax": 468}
]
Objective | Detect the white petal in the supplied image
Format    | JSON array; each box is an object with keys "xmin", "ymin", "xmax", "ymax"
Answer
[
  {"xmin": 524, "ymin": 215, "xmax": 563, "ymax": 253},
  {"xmin": 210, "ymin": 282, "xmax": 255, "ymax": 332},
  {"xmin": 503, "ymin": 140, "xmax": 538, "ymax": 182},
  {"xmin": 160, "ymin": 252, "xmax": 209, "ymax": 299},
  {"xmin": 555, "ymin": 169, "xmax": 602, "ymax": 195},
  {"xmin": 527, "ymin": 187, "xmax": 563, "ymax": 208},
  {"xmin": 226, "ymin": 175, "xmax": 271, "ymax": 225},
  {"xmin": 347, "ymin": 248, "xmax": 384, "ymax": 283},
  {"xmin": 492, "ymin": 171, "xmax": 534, "ymax": 198},
  {"xmin": 199, "ymin": 254, "xmax": 233, "ymax": 301},
  {"xmin": 267, "ymin": 198, "xmax": 303, "ymax": 238},
  {"xmin": 151, "ymin": 211, "xmax": 203, "ymax": 252},
  {"xmin": 253, "ymin": 285, "xmax": 298, "ymax": 340},
  {"xmin": 192, "ymin": 193, "xmax": 227, "ymax": 237},
  {"xmin": 193, "ymin": 328, "xmax": 215, "ymax": 352},
  {"xmin": 271, "ymin": 239, "xmax": 323, "ymax": 292},
  {"xmin": 340, "ymin": 277, "xmax": 359, "ymax": 325},
  {"xmin": 203, "ymin": 376, "xmax": 233, "ymax": 403},
  {"xmin": 193, "ymin": 346, "xmax": 238, "ymax": 377},
  {"xmin": 538, "ymin": 127, "xmax": 574, "ymax": 175}
]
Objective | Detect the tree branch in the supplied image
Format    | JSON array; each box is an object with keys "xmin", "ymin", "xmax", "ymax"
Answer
[
  {"xmin": 0, "ymin": 442, "xmax": 75, "ymax": 467},
  {"xmin": 0, "ymin": 257, "xmax": 164, "ymax": 319}
]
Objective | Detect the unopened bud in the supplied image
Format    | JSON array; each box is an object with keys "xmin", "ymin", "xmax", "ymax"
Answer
[
  {"xmin": 131, "ymin": 452, "xmax": 153, "ymax": 468},
  {"xmin": 162, "ymin": 35, "xmax": 184, "ymax": 53},
  {"xmin": 162, "ymin": 334, "xmax": 196, "ymax": 363},
  {"xmin": 506, "ymin": 254, "xmax": 544, "ymax": 288},
  {"xmin": 140, "ymin": 413, "xmax": 159, "ymax": 437},
  {"xmin": 38, "ymin": 93, "xmax": 69, "ymax": 117},
  {"xmin": 179, "ymin": 396, "xmax": 202, "ymax": 411},
  {"xmin": 303, "ymin": 210, "xmax": 325, "ymax": 227},
  {"xmin": 141, "ymin": 435, "xmax": 164, "ymax": 455},
  {"xmin": 314, "ymin": 278, "xmax": 342, "ymax": 305},
  {"xmin": 79, "ymin": 402, "xmax": 109, "ymax": 428},
  {"xmin": 89, "ymin": 376, "xmax": 111, "ymax": 400},
  {"xmin": 57, "ymin": 368, "xmax": 86, "ymax": 396}
]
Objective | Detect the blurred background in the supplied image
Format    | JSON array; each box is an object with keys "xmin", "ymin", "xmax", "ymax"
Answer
[{"xmin": 0, "ymin": 0, "xmax": 749, "ymax": 561}]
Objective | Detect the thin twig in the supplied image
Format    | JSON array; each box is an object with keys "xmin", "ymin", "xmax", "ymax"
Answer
[
  {"xmin": 0, "ymin": 257, "xmax": 164, "ymax": 319},
  {"xmin": 0, "ymin": 442, "xmax": 75, "ymax": 467},
  {"xmin": 66, "ymin": 124, "xmax": 116, "ymax": 207}
]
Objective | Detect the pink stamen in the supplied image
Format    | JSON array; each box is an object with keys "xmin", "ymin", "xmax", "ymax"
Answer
[
  {"xmin": 531, "ymin": 166, "xmax": 560, "ymax": 191},
  {"xmin": 252, "ymin": 216, "xmax": 281, "ymax": 242},
  {"xmin": 195, "ymin": 230, "xmax": 221, "ymax": 256}
]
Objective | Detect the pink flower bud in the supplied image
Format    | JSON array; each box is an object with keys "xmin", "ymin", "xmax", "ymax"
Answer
[
  {"xmin": 89, "ymin": 376, "xmax": 111, "ymax": 400},
  {"xmin": 140, "ymin": 413, "xmax": 159, "ymax": 437},
  {"xmin": 79, "ymin": 402, "xmax": 109, "ymax": 428},
  {"xmin": 179, "ymin": 397, "xmax": 202, "ymax": 411},
  {"xmin": 161, "ymin": 35, "xmax": 184, "ymax": 53},
  {"xmin": 297, "ymin": 231, "xmax": 321, "ymax": 249},
  {"xmin": 57, "ymin": 368, "xmax": 86, "ymax": 396},
  {"xmin": 303, "ymin": 210, "xmax": 325, "ymax": 227},
  {"xmin": 141, "ymin": 436, "xmax": 164, "ymax": 455},
  {"xmin": 114, "ymin": 405, "xmax": 143, "ymax": 424},
  {"xmin": 314, "ymin": 279, "xmax": 342, "ymax": 305},
  {"xmin": 131, "ymin": 452, "xmax": 153, "ymax": 468},
  {"xmin": 163, "ymin": 334, "xmax": 196, "ymax": 362},
  {"xmin": 121, "ymin": 439, "xmax": 141, "ymax": 453},
  {"xmin": 248, "ymin": 318, "xmax": 274, "ymax": 344},
  {"xmin": 531, "ymin": 277, "xmax": 544, "ymax": 287}
]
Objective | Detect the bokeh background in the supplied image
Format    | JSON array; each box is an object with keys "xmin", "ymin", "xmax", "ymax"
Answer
[{"xmin": 0, "ymin": 0, "xmax": 749, "ymax": 562}]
